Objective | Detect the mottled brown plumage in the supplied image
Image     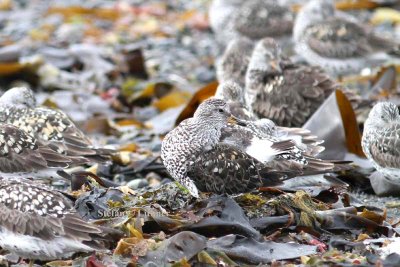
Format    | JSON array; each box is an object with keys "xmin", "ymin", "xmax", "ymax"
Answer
[
  {"xmin": 0, "ymin": 178, "xmax": 111, "ymax": 261},
  {"xmin": 233, "ymin": 0, "xmax": 293, "ymax": 40},
  {"xmin": 216, "ymin": 38, "xmax": 254, "ymax": 87},
  {"xmin": 363, "ymin": 102, "xmax": 400, "ymax": 180},
  {"xmin": 209, "ymin": 0, "xmax": 294, "ymax": 47},
  {"xmin": 0, "ymin": 87, "xmax": 113, "ymax": 163},
  {"xmin": 246, "ymin": 38, "xmax": 339, "ymax": 127},
  {"xmin": 0, "ymin": 124, "xmax": 72, "ymax": 173},
  {"xmin": 187, "ymin": 143, "xmax": 283, "ymax": 194},
  {"xmin": 161, "ymin": 98, "xmax": 288, "ymax": 197},
  {"xmin": 294, "ymin": 0, "xmax": 399, "ymax": 75}
]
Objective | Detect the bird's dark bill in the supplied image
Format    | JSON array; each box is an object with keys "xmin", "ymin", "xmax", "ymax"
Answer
[{"xmin": 227, "ymin": 115, "xmax": 247, "ymax": 126}]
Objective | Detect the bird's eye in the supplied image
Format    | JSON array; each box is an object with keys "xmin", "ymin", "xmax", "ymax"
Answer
[{"xmin": 218, "ymin": 108, "xmax": 224, "ymax": 113}]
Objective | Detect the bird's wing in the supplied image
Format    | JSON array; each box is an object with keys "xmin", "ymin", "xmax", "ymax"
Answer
[
  {"xmin": 251, "ymin": 65, "xmax": 338, "ymax": 127},
  {"xmin": 3, "ymin": 107, "xmax": 113, "ymax": 161},
  {"xmin": 233, "ymin": 1, "xmax": 293, "ymax": 39},
  {"xmin": 0, "ymin": 124, "xmax": 71, "ymax": 172},
  {"xmin": 0, "ymin": 207, "xmax": 101, "ymax": 241},
  {"xmin": 220, "ymin": 125, "xmax": 254, "ymax": 151},
  {"xmin": 304, "ymin": 18, "xmax": 381, "ymax": 59},
  {"xmin": 367, "ymin": 124, "xmax": 400, "ymax": 169},
  {"xmin": 217, "ymin": 38, "xmax": 254, "ymax": 85},
  {"xmin": 275, "ymin": 126, "xmax": 324, "ymax": 156},
  {"xmin": 24, "ymin": 107, "xmax": 91, "ymax": 146},
  {"xmin": 186, "ymin": 143, "xmax": 285, "ymax": 194},
  {"xmin": 0, "ymin": 179, "xmax": 100, "ymax": 241},
  {"xmin": 0, "ymin": 178, "xmax": 100, "ymax": 240}
]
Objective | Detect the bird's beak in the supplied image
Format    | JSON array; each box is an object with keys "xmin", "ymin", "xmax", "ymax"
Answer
[
  {"xmin": 270, "ymin": 60, "xmax": 282, "ymax": 72},
  {"xmin": 228, "ymin": 115, "xmax": 247, "ymax": 126}
]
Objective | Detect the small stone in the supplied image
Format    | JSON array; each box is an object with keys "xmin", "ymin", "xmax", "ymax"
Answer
[{"xmin": 127, "ymin": 178, "xmax": 149, "ymax": 190}]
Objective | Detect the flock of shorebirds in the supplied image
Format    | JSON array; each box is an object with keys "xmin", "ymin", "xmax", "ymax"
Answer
[
  {"xmin": 162, "ymin": 0, "xmax": 400, "ymax": 198},
  {"xmin": 0, "ymin": 0, "xmax": 400, "ymax": 265},
  {"xmin": 0, "ymin": 87, "xmax": 117, "ymax": 262}
]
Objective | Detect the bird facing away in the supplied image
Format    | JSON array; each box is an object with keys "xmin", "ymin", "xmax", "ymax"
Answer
[
  {"xmin": 0, "ymin": 87, "xmax": 113, "ymax": 163},
  {"xmin": 209, "ymin": 0, "xmax": 294, "ymax": 47},
  {"xmin": 362, "ymin": 102, "xmax": 400, "ymax": 180},
  {"xmin": 246, "ymin": 37, "xmax": 339, "ymax": 127},
  {"xmin": 215, "ymin": 38, "xmax": 254, "ymax": 88},
  {"xmin": 161, "ymin": 98, "xmax": 288, "ymax": 197},
  {"xmin": 293, "ymin": 0, "xmax": 399, "ymax": 76},
  {"xmin": 0, "ymin": 178, "xmax": 109, "ymax": 261}
]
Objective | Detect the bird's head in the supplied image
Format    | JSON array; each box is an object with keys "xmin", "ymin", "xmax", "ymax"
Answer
[
  {"xmin": 294, "ymin": 0, "xmax": 335, "ymax": 40},
  {"xmin": 194, "ymin": 98, "xmax": 246, "ymax": 128},
  {"xmin": 217, "ymin": 38, "xmax": 253, "ymax": 84},
  {"xmin": 366, "ymin": 102, "xmax": 400, "ymax": 128},
  {"xmin": 0, "ymin": 87, "xmax": 37, "ymax": 108},
  {"xmin": 299, "ymin": 0, "xmax": 335, "ymax": 22},
  {"xmin": 215, "ymin": 81, "xmax": 246, "ymax": 103},
  {"xmin": 251, "ymin": 38, "xmax": 284, "ymax": 76}
]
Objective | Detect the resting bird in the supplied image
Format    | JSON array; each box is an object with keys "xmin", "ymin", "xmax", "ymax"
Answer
[
  {"xmin": 209, "ymin": 0, "xmax": 294, "ymax": 47},
  {"xmin": 215, "ymin": 81, "xmax": 255, "ymax": 120},
  {"xmin": 215, "ymin": 38, "xmax": 254, "ymax": 87},
  {"xmin": 0, "ymin": 178, "xmax": 115, "ymax": 262},
  {"xmin": 215, "ymin": 82, "xmax": 340, "ymax": 174},
  {"xmin": 161, "ymin": 98, "xmax": 292, "ymax": 197},
  {"xmin": 294, "ymin": 0, "xmax": 399, "ymax": 76},
  {"xmin": 246, "ymin": 38, "xmax": 339, "ymax": 127},
  {"xmin": 0, "ymin": 123, "xmax": 72, "ymax": 178},
  {"xmin": 0, "ymin": 87, "xmax": 113, "ymax": 163},
  {"xmin": 362, "ymin": 102, "xmax": 400, "ymax": 180},
  {"xmin": 215, "ymin": 81, "xmax": 324, "ymax": 152}
]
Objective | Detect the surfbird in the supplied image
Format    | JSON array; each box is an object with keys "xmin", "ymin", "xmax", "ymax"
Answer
[
  {"xmin": 209, "ymin": 0, "xmax": 294, "ymax": 47},
  {"xmin": 0, "ymin": 87, "xmax": 113, "ymax": 163},
  {"xmin": 0, "ymin": 123, "xmax": 73, "ymax": 178},
  {"xmin": 216, "ymin": 81, "xmax": 325, "ymax": 152},
  {"xmin": 294, "ymin": 0, "xmax": 399, "ymax": 76},
  {"xmin": 161, "ymin": 98, "xmax": 291, "ymax": 197},
  {"xmin": 214, "ymin": 80, "xmax": 349, "ymax": 175},
  {"xmin": 362, "ymin": 102, "xmax": 400, "ymax": 180},
  {"xmin": 215, "ymin": 81, "xmax": 255, "ymax": 120},
  {"xmin": 246, "ymin": 37, "xmax": 340, "ymax": 127},
  {"xmin": 215, "ymin": 38, "xmax": 254, "ymax": 87},
  {"xmin": 0, "ymin": 177, "xmax": 112, "ymax": 262}
]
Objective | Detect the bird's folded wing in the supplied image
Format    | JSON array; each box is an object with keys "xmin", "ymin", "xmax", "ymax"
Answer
[
  {"xmin": 0, "ymin": 124, "xmax": 71, "ymax": 172},
  {"xmin": 305, "ymin": 18, "xmax": 374, "ymax": 59},
  {"xmin": 249, "ymin": 67, "xmax": 335, "ymax": 127},
  {"xmin": 234, "ymin": 1, "xmax": 293, "ymax": 39},
  {"xmin": 0, "ymin": 207, "xmax": 101, "ymax": 241},
  {"xmin": 186, "ymin": 143, "xmax": 283, "ymax": 194},
  {"xmin": 368, "ymin": 125, "xmax": 400, "ymax": 169},
  {"xmin": 0, "ymin": 179, "xmax": 100, "ymax": 241}
]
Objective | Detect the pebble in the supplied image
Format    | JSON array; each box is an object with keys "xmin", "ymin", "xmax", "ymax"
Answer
[{"xmin": 127, "ymin": 178, "xmax": 149, "ymax": 189}]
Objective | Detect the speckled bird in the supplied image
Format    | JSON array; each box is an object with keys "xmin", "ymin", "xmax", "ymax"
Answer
[
  {"xmin": 0, "ymin": 178, "xmax": 110, "ymax": 262},
  {"xmin": 0, "ymin": 87, "xmax": 113, "ymax": 163},
  {"xmin": 245, "ymin": 38, "xmax": 340, "ymax": 127},
  {"xmin": 294, "ymin": 0, "xmax": 400, "ymax": 76},
  {"xmin": 215, "ymin": 38, "xmax": 254, "ymax": 87},
  {"xmin": 215, "ymin": 81, "xmax": 255, "ymax": 121},
  {"xmin": 0, "ymin": 123, "xmax": 72, "ymax": 178},
  {"xmin": 362, "ymin": 102, "xmax": 400, "ymax": 180},
  {"xmin": 161, "ymin": 98, "xmax": 291, "ymax": 197},
  {"xmin": 209, "ymin": 0, "xmax": 294, "ymax": 47},
  {"xmin": 215, "ymin": 82, "xmax": 339, "ymax": 174}
]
